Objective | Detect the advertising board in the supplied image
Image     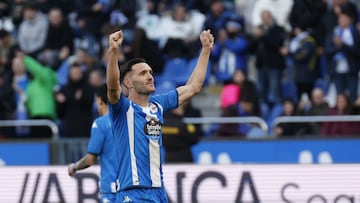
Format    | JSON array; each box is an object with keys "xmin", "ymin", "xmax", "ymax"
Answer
[
  {"xmin": 1, "ymin": 164, "xmax": 359, "ymax": 202},
  {"xmin": 192, "ymin": 139, "xmax": 360, "ymax": 164},
  {"xmin": 0, "ymin": 143, "xmax": 49, "ymax": 165}
]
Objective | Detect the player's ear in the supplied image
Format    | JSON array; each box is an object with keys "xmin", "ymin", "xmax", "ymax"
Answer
[{"xmin": 123, "ymin": 79, "xmax": 131, "ymax": 89}]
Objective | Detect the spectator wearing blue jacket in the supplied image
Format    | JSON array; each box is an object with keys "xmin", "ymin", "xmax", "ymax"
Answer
[{"xmin": 211, "ymin": 18, "xmax": 248, "ymax": 83}]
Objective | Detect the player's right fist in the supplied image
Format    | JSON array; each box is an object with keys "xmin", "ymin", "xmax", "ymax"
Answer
[{"xmin": 108, "ymin": 30, "xmax": 123, "ymax": 50}]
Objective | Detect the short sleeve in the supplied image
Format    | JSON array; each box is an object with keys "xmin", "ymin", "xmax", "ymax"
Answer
[
  {"xmin": 150, "ymin": 89, "xmax": 178, "ymax": 112},
  {"xmin": 87, "ymin": 119, "xmax": 105, "ymax": 155},
  {"xmin": 109, "ymin": 93, "xmax": 130, "ymax": 121}
]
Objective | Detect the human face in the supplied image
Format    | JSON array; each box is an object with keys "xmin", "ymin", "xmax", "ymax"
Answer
[
  {"xmin": 338, "ymin": 13, "xmax": 352, "ymax": 28},
  {"xmin": 12, "ymin": 57, "xmax": 25, "ymax": 75},
  {"xmin": 311, "ymin": 88, "xmax": 324, "ymax": 105},
  {"xmin": 126, "ymin": 63, "xmax": 155, "ymax": 94},
  {"xmin": 261, "ymin": 10, "xmax": 273, "ymax": 27},
  {"xmin": 24, "ymin": 8, "xmax": 36, "ymax": 20},
  {"xmin": 96, "ymin": 96, "xmax": 105, "ymax": 115},
  {"xmin": 69, "ymin": 66, "xmax": 83, "ymax": 82},
  {"xmin": 48, "ymin": 8, "xmax": 63, "ymax": 27},
  {"xmin": 336, "ymin": 94, "xmax": 348, "ymax": 112},
  {"xmin": 233, "ymin": 70, "xmax": 245, "ymax": 85},
  {"xmin": 283, "ymin": 101, "xmax": 294, "ymax": 116}
]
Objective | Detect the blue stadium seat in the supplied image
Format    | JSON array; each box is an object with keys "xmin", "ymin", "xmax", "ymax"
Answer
[
  {"xmin": 154, "ymin": 79, "xmax": 177, "ymax": 94},
  {"xmin": 157, "ymin": 57, "xmax": 187, "ymax": 85},
  {"xmin": 186, "ymin": 57, "xmax": 212, "ymax": 86},
  {"xmin": 282, "ymin": 81, "xmax": 298, "ymax": 104}
]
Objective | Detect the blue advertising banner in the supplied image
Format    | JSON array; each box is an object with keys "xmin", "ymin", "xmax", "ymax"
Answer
[
  {"xmin": 0, "ymin": 143, "xmax": 49, "ymax": 165},
  {"xmin": 192, "ymin": 139, "xmax": 360, "ymax": 164}
]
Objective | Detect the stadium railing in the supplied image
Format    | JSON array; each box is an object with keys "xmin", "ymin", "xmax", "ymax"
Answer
[
  {"xmin": 0, "ymin": 119, "xmax": 59, "ymax": 140},
  {"xmin": 183, "ymin": 116, "xmax": 269, "ymax": 137},
  {"xmin": 271, "ymin": 115, "xmax": 360, "ymax": 136}
]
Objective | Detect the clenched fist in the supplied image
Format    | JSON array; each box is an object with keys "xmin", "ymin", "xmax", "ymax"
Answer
[
  {"xmin": 108, "ymin": 30, "xmax": 123, "ymax": 50},
  {"xmin": 200, "ymin": 29, "xmax": 214, "ymax": 51}
]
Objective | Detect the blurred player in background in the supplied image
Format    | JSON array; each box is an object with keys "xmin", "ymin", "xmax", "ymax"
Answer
[{"xmin": 67, "ymin": 84, "xmax": 118, "ymax": 203}]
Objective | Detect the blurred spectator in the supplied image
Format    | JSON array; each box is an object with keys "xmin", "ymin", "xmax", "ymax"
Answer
[
  {"xmin": 136, "ymin": 0, "xmax": 162, "ymax": 40},
  {"xmin": 72, "ymin": 0, "xmax": 111, "ymax": 57},
  {"xmin": 297, "ymin": 87, "xmax": 330, "ymax": 135},
  {"xmin": 289, "ymin": 0, "xmax": 327, "ymax": 36},
  {"xmin": 17, "ymin": 2, "xmax": 48, "ymax": 56},
  {"xmin": 211, "ymin": 18, "xmax": 248, "ymax": 82},
  {"xmin": 55, "ymin": 63, "xmax": 94, "ymax": 138},
  {"xmin": 73, "ymin": 0, "xmax": 110, "ymax": 36},
  {"xmin": 288, "ymin": 23, "xmax": 320, "ymax": 101},
  {"xmin": 131, "ymin": 28, "xmax": 164, "ymax": 75},
  {"xmin": 235, "ymin": 0, "xmax": 257, "ymax": 32},
  {"xmin": 11, "ymin": 56, "xmax": 29, "ymax": 136},
  {"xmin": 0, "ymin": 70, "xmax": 16, "ymax": 137},
  {"xmin": 162, "ymin": 100, "xmax": 201, "ymax": 163},
  {"xmin": 0, "ymin": 29, "xmax": 16, "ymax": 72},
  {"xmin": 108, "ymin": 0, "xmax": 139, "ymax": 46},
  {"xmin": 110, "ymin": 0, "xmax": 138, "ymax": 29},
  {"xmin": 0, "ymin": 0, "xmax": 9, "ymax": 18},
  {"xmin": 252, "ymin": 10, "xmax": 287, "ymax": 107},
  {"xmin": 88, "ymin": 68, "xmax": 105, "ymax": 88},
  {"xmin": 0, "ymin": 0, "xmax": 14, "ymax": 32},
  {"xmin": 215, "ymin": 80, "xmax": 262, "ymax": 138},
  {"xmin": 48, "ymin": 0, "xmax": 75, "ymax": 16},
  {"xmin": 38, "ymin": 7, "xmax": 74, "ymax": 69},
  {"xmin": 203, "ymin": 0, "xmax": 240, "ymax": 38},
  {"xmin": 317, "ymin": 0, "xmax": 358, "ymax": 47},
  {"xmin": 19, "ymin": 53, "xmax": 57, "ymax": 138},
  {"xmin": 220, "ymin": 69, "xmax": 244, "ymax": 109},
  {"xmin": 88, "ymin": 67, "xmax": 106, "ymax": 118},
  {"xmin": 9, "ymin": 0, "xmax": 25, "ymax": 30},
  {"xmin": 56, "ymin": 48, "xmax": 91, "ymax": 87},
  {"xmin": 320, "ymin": 93, "xmax": 358, "ymax": 136},
  {"xmin": 349, "ymin": 96, "xmax": 360, "ymax": 133},
  {"xmin": 289, "ymin": 0, "xmax": 326, "ymax": 83},
  {"xmin": 251, "ymin": 0, "xmax": 293, "ymax": 31},
  {"xmin": 159, "ymin": 2, "xmax": 205, "ymax": 58},
  {"xmin": 324, "ymin": 3, "xmax": 360, "ymax": 102},
  {"xmin": 275, "ymin": 98, "xmax": 303, "ymax": 137},
  {"xmin": 219, "ymin": 68, "xmax": 261, "ymax": 114},
  {"xmin": 34, "ymin": 0, "xmax": 54, "ymax": 14}
]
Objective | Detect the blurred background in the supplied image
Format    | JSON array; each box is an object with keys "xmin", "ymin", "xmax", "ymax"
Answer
[{"xmin": 1, "ymin": 0, "xmax": 360, "ymax": 202}]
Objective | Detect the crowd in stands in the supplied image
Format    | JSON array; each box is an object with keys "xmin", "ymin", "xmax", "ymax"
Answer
[{"xmin": 0, "ymin": 0, "xmax": 360, "ymax": 139}]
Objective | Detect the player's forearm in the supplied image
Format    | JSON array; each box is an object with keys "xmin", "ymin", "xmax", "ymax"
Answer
[
  {"xmin": 185, "ymin": 48, "xmax": 211, "ymax": 94},
  {"xmin": 74, "ymin": 155, "xmax": 96, "ymax": 171},
  {"xmin": 106, "ymin": 48, "xmax": 120, "ymax": 89}
]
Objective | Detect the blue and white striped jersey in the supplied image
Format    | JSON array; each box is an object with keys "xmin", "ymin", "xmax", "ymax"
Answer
[{"xmin": 110, "ymin": 90, "xmax": 178, "ymax": 190}]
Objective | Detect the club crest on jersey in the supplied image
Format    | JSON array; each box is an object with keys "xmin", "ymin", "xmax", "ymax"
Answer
[
  {"xmin": 149, "ymin": 103, "xmax": 158, "ymax": 114},
  {"xmin": 144, "ymin": 118, "xmax": 161, "ymax": 136}
]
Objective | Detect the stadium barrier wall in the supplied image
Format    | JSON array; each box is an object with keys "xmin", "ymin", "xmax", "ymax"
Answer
[
  {"xmin": 1, "ymin": 138, "xmax": 360, "ymax": 165},
  {"xmin": 0, "ymin": 164, "xmax": 359, "ymax": 202}
]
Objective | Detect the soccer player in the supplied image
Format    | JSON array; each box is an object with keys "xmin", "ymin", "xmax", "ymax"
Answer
[
  {"xmin": 106, "ymin": 29, "xmax": 214, "ymax": 202},
  {"xmin": 67, "ymin": 84, "xmax": 118, "ymax": 203}
]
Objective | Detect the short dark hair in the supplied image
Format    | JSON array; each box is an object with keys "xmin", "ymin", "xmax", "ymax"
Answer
[
  {"xmin": 24, "ymin": 1, "xmax": 38, "ymax": 10},
  {"xmin": 120, "ymin": 58, "xmax": 146, "ymax": 83},
  {"xmin": 95, "ymin": 83, "xmax": 108, "ymax": 104}
]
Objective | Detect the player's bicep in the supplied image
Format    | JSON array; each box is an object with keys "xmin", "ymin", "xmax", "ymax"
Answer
[
  {"xmin": 107, "ymin": 84, "xmax": 122, "ymax": 104},
  {"xmin": 176, "ymin": 85, "xmax": 196, "ymax": 106}
]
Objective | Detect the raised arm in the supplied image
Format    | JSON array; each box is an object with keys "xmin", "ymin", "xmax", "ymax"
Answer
[
  {"xmin": 106, "ymin": 30, "xmax": 124, "ymax": 104},
  {"xmin": 177, "ymin": 30, "xmax": 214, "ymax": 106}
]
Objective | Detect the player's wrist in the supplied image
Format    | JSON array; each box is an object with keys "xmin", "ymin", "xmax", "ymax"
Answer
[{"xmin": 72, "ymin": 163, "xmax": 77, "ymax": 173}]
